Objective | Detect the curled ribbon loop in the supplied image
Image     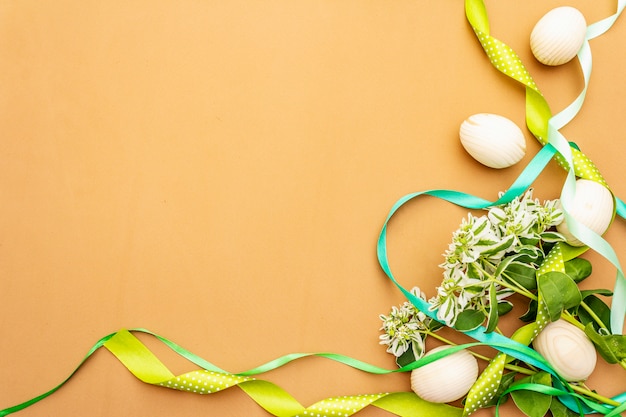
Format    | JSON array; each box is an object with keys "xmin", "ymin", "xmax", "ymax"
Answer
[{"xmin": 1, "ymin": 329, "xmax": 475, "ymax": 417}]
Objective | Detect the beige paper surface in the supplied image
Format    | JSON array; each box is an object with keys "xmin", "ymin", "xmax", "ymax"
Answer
[{"xmin": 1, "ymin": 1, "xmax": 626, "ymax": 416}]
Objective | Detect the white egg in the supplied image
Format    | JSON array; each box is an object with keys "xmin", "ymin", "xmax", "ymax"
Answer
[
  {"xmin": 533, "ymin": 319, "xmax": 597, "ymax": 381},
  {"xmin": 530, "ymin": 7, "xmax": 587, "ymax": 66},
  {"xmin": 410, "ymin": 346, "xmax": 479, "ymax": 403},
  {"xmin": 556, "ymin": 179, "xmax": 614, "ymax": 246},
  {"xmin": 459, "ymin": 113, "xmax": 526, "ymax": 169}
]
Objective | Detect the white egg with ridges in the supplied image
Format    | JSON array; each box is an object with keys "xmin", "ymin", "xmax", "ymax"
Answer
[
  {"xmin": 530, "ymin": 7, "xmax": 587, "ymax": 66},
  {"xmin": 556, "ymin": 179, "xmax": 614, "ymax": 246},
  {"xmin": 533, "ymin": 320, "xmax": 597, "ymax": 381},
  {"xmin": 410, "ymin": 346, "xmax": 479, "ymax": 403},
  {"xmin": 459, "ymin": 113, "xmax": 526, "ymax": 169}
]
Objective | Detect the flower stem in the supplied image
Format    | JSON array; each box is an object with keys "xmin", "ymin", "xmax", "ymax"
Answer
[
  {"xmin": 569, "ymin": 384, "xmax": 621, "ymax": 407},
  {"xmin": 561, "ymin": 311, "xmax": 585, "ymax": 330},
  {"xmin": 425, "ymin": 330, "xmax": 534, "ymax": 375},
  {"xmin": 475, "ymin": 261, "xmax": 537, "ymax": 300},
  {"xmin": 579, "ymin": 300, "xmax": 609, "ymax": 330},
  {"xmin": 490, "ymin": 277, "xmax": 537, "ymax": 301}
]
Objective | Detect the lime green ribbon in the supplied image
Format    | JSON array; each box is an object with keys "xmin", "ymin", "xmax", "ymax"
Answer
[
  {"xmin": 465, "ymin": 0, "xmax": 607, "ymax": 185},
  {"xmin": 0, "ymin": 326, "xmax": 603, "ymax": 417},
  {"xmin": 2, "ymin": 328, "xmax": 492, "ymax": 417}
]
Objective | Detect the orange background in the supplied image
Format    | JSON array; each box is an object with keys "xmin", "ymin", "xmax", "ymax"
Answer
[{"xmin": 1, "ymin": 1, "xmax": 626, "ymax": 416}]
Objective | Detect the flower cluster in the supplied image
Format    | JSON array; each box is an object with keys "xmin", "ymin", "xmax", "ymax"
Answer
[
  {"xmin": 379, "ymin": 287, "xmax": 431, "ymax": 359},
  {"xmin": 380, "ymin": 190, "xmax": 565, "ymax": 358},
  {"xmin": 430, "ymin": 189, "xmax": 563, "ymax": 328}
]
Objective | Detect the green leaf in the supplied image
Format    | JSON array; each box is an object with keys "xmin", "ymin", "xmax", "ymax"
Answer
[
  {"xmin": 479, "ymin": 234, "xmax": 516, "ymax": 256},
  {"xmin": 517, "ymin": 245, "xmax": 543, "ymax": 263},
  {"xmin": 564, "ymin": 257, "xmax": 592, "ymax": 283},
  {"xmin": 549, "ymin": 397, "xmax": 580, "ymax": 417},
  {"xmin": 454, "ymin": 309, "xmax": 485, "ymax": 331},
  {"xmin": 537, "ymin": 272, "xmax": 582, "ymax": 322},
  {"xmin": 466, "ymin": 262, "xmax": 482, "ymax": 280},
  {"xmin": 519, "ymin": 299, "xmax": 537, "ymax": 322},
  {"xmin": 494, "ymin": 254, "xmax": 519, "ymax": 277},
  {"xmin": 503, "ymin": 262, "xmax": 537, "ymax": 290},
  {"xmin": 579, "ymin": 289, "xmax": 613, "ymax": 300},
  {"xmin": 396, "ymin": 344, "xmax": 417, "ymax": 368},
  {"xmin": 577, "ymin": 295, "xmax": 611, "ymax": 331},
  {"xmin": 428, "ymin": 319, "xmax": 444, "ymax": 332},
  {"xmin": 510, "ymin": 372, "xmax": 552, "ymax": 417},
  {"xmin": 486, "ymin": 282, "xmax": 499, "ymax": 333},
  {"xmin": 497, "ymin": 300, "xmax": 513, "ymax": 316},
  {"xmin": 539, "ymin": 231, "xmax": 565, "ymax": 243},
  {"xmin": 584, "ymin": 324, "xmax": 626, "ymax": 364},
  {"xmin": 540, "ymin": 241, "xmax": 556, "ymax": 257},
  {"xmin": 519, "ymin": 236, "xmax": 541, "ymax": 247}
]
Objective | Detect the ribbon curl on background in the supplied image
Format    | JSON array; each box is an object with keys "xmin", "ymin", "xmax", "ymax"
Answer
[
  {"xmin": 2, "ymin": 1, "xmax": 626, "ymax": 416},
  {"xmin": 0, "ymin": 328, "xmax": 479, "ymax": 417}
]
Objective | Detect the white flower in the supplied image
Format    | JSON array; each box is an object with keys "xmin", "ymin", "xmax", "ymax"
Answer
[
  {"xmin": 429, "ymin": 270, "xmax": 489, "ymax": 327},
  {"xmin": 379, "ymin": 287, "xmax": 431, "ymax": 358},
  {"xmin": 488, "ymin": 189, "xmax": 564, "ymax": 246},
  {"xmin": 383, "ymin": 189, "xmax": 565, "ymax": 344},
  {"xmin": 442, "ymin": 215, "xmax": 502, "ymax": 267}
]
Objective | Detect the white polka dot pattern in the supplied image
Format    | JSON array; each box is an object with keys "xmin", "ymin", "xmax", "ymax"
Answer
[
  {"xmin": 536, "ymin": 243, "xmax": 566, "ymax": 334},
  {"xmin": 295, "ymin": 394, "xmax": 387, "ymax": 417},
  {"xmin": 157, "ymin": 370, "xmax": 388, "ymax": 416},
  {"xmin": 159, "ymin": 370, "xmax": 253, "ymax": 394},
  {"xmin": 461, "ymin": 353, "xmax": 506, "ymax": 416},
  {"xmin": 473, "ymin": 28, "xmax": 607, "ymax": 186},
  {"xmin": 475, "ymin": 29, "xmax": 537, "ymax": 90},
  {"xmin": 537, "ymin": 243, "xmax": 565, "ymax": 277}
]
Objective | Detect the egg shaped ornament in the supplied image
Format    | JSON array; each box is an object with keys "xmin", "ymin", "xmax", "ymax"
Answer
[
  {"xmin": 530, "ymin": 7, "xmax": 587, "ymax": 66},
  {"xmin": 533, "ymin": 320, "xmax": 597, "ymax": 381},
  {"xmin": 459, "ymin": 113, "xmax": 526, "ymax": 169},
  {"xmin": 410, "ymin": 346, "xmax": 479, "ymax": 403},
  {"xmin": 556, "ymin": 179, "xmax": 614, "ymax": 246}
]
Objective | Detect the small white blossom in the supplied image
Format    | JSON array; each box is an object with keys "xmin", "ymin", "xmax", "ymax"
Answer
[
  {"xmin": 379, "ymin": 287, "xmax": 431, "ymax": 358},
  {"xmin": 431, "ymin": 189, "xmax": 563, "ymax": 328}
]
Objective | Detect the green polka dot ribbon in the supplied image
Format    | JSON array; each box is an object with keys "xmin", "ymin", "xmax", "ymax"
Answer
[
  {"xmin": 465, "ymin": 0, "xmax": 608, "ymax": 186},
  {"xmin": 462, "ymin": 352, "xmax": 507, "ymax": 416},
  {"xmin": 0, "ymin": 328, "xmax": 477, "ymax": 417}
]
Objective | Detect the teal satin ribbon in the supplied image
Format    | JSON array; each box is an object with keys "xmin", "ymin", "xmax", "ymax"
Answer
[{"xmin": 376, "ymin": 145, "xmax": 560, "ymax": 364}]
